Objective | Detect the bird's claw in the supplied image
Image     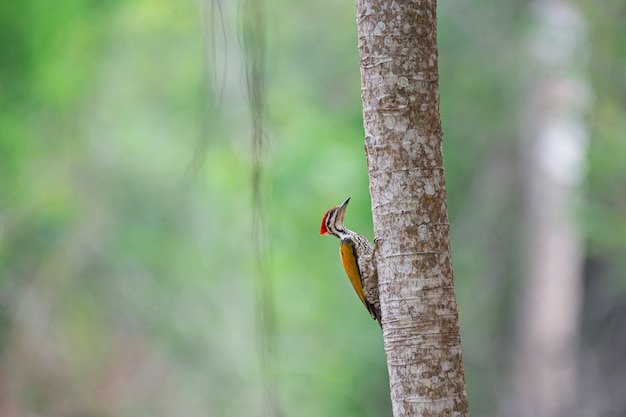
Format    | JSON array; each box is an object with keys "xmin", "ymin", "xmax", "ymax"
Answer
[{"xmin": 373, "ymin": 237, "xmax": 383, "ymax": 257}]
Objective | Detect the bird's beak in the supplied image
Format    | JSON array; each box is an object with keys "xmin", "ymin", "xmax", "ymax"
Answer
[
  {"xmin": 336, "ymin": 197, "xmax": 350, "ymax": 226},
  {"xmin": 339, "ymin": 197, "xmax": 350, "ymax": 211}
]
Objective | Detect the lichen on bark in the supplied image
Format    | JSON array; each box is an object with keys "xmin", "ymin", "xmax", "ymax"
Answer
[{"xmin": 356, "ymin": 0, "xmax": 470, "ymax": 415}]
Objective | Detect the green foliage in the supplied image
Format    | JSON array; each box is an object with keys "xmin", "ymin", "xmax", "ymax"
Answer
[
  {"xmin": 583, "ymin": 0, "xmax": 626, "ymax": 290},
  {"xmin": 1, "ymin": 0, "xmax": 624, "ymax": 415}
]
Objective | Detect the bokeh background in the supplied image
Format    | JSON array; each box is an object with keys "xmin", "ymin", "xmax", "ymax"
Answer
[{"xmin": 1, "ymin": 0, "xmax": 625, "ymax": 416}]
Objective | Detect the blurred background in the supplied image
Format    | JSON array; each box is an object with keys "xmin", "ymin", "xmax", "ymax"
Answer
[{"xmin": 1, "ymin": 0, "xmax": 625, "ymax": 416}]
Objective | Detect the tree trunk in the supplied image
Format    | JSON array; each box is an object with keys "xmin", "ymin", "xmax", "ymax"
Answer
[
  {"xmin": 356, "ymin": 1, "xmax": 469, "ymax": 416},
  {"xmin": 509, "ymin": 1, "xmax": 589, "ymax": 416}
]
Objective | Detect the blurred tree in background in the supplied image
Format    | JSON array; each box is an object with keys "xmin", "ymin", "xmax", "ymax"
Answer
[{"xmin": 0, "ymin": 0, "xmax": 624, "ymax": 416}]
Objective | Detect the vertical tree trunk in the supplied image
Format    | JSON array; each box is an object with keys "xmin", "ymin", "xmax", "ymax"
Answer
[
  {"xmin": 510, "ymin": 1, "xmax": 589, "ymax": 416},
  {"xmin": 356, "ymin": 1, "xmax": 469, "ymax": 416}
]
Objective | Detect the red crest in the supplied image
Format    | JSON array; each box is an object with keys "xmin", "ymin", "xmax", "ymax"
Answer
[{"xmin": 320, "ymin": 211, "xmax": 330, "ymax": 235}]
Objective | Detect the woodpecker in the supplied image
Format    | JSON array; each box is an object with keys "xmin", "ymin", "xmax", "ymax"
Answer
[{"xmin": 320, "ymin": 197, "xmax": 381, "ymax": 326}]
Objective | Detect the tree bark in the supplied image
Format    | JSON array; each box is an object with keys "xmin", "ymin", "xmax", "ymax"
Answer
[{"xmin": 356, "ymin": 1, "xmax": 469, "ymax": 416}]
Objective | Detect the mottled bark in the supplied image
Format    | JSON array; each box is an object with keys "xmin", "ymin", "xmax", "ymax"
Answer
[
  {"xmin": 508, "ymin": 1, "xmax": 589, "ymax": 416},
  {"xmin": 356, "ymin": 0, "xmax": 469, "ymax": 416}
]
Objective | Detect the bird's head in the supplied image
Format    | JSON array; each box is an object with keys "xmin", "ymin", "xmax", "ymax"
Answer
[{"xmin": 320, "ymin": 197, "xmax": 350, "ymax": 237}]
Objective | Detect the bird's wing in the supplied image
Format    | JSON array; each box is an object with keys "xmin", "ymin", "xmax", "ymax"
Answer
[{"xmin": 339, "ymin": 237, "xmax": 367, "ymax": 308}]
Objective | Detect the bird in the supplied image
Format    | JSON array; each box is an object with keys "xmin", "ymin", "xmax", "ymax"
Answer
[{"xmin": 320, "ymin": 197, "xmax": 381, "ymax": 326}]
